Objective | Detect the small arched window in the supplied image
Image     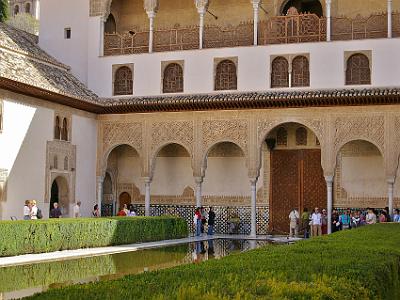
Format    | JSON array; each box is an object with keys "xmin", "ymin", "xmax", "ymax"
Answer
[
  {"xmin": 114, "ymin": 66, "xmax": 133, "ymax": 95},
  {"xmin": 271, "ymin": 57, "xmax": 289, "ymax": 88},
  {"xmin": 54, "ymin": 116, "xmax": 61, "ymax": 140},
  {"xmin": 291, "ymin": 56, "xmax": 310, "ymax": 87},
  {"xmin": 64, "ymin": 156, "xmax": 69, "ymax": 171},
  {"xmin": 163, "ymin": 63, "xmax": 183, "ymax": 93},
  {"xmin": 296, "ymin": 127, "xmax": 308, "ymax": 146},
  {"xmin": 61, "ymin": 118, "xmax": 68, "ymax": 141},
  {"xmin": 53, "ymin": 155, "xmax": 58, "ymax": 169},
  {"xmin": 105, "ymin": 13, "xmax": 116, "ymax": 34},
  {"xmin": 215, "ymin": 60, "xmax": 237, "ymax": 91},
  {"xmin": 346, "ymin": 53, "xmax": 371, "ymax": 85},
  {"xmin": 276, "ymin": 127, "xmax": 288, "ymax": 146},
  {"xmin": 14, "ymin": 5, "xmax": 19, "ymax": 15},
  {"xmin": 25, "ymin": 2, "xmax": 31, "ymax": 14}
]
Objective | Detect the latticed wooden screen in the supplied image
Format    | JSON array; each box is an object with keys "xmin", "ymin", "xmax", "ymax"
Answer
[
  {"xmin": 163, "ymin": 63, "xmax": 184, "ymax": 93},
  {"xmin": 276, "ymin": 127, "xmax": 288, "ymax": 146},
  {"xmin": 346, "ymin": 54, "xmax": 371, "ymax": 85},
  {"xmin": 271, "ymin": 57, "xmax": 289, "ymax": 88},
  {"xmin": 114, "ymin": 66, "xmax": 133, "ymax": 95},
  {"xmin": 291, "ymin": 56, "xmax": 310, "ymax": 87},
  {"xmin": 296, "ymin": 127, "xmax": 308, "ymax": 146},
  {"xmin": 215, "ymin": 60, "xmax": 237, "ymax": 91}
]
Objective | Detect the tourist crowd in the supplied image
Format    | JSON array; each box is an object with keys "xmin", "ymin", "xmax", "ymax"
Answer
[{"xmin": 289, "ymin": 206, "xmax": 400, "ymax": 238}]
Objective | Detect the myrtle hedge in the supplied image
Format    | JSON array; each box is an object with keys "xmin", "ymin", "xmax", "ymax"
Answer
[
  {"xmin": 28, "ymin": 224, "xmax": 400, "ymax": 300},
  {"xmin": 0, "ymin": 216, "xmax": 188, "ymax": 257}
]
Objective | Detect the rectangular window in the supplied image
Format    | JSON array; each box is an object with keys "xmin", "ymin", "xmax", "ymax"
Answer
[{"xmin": 64, "ymin": 28, "xmax": 71, "ymax": 39}]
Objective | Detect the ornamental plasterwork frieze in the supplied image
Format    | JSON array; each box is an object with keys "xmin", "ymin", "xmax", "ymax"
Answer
[
  {"xmin": 257, "ymin": 117, "xmax": 324, "ymax": 146},
  {"xmin": 151, "ymin": 121, "xmax": 194, "ymax": 155},
  {"xmin": 102, "ymin": 121, "xmax": 143, "ymax": 154},
  {"xmin": 333, "ymin": 115, "xmax": 385, "ymax": 156},
  {"xmin": 202, "ymin": 120, "xmax": 248, "ymax": 156}
]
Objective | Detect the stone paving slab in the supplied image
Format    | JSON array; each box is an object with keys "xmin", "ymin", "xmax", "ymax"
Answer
[{"xmin": 0, "ymin": 234, "xmax": 302, "ymax": 268}]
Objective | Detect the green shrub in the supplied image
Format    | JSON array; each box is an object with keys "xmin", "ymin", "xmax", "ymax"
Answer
[
  {"xmin": 27, "ymin": 224, "xmax": 400, "ymax": 299},
  {"xmin": 0, "ymin": 216, "xmax": 188, "ymax": 257}
]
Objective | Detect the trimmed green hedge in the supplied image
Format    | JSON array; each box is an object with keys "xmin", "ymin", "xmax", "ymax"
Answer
[
  {"xmin": 0, "ymin": 216, "xmax": 188, "ymax": 257},
  {"xmin": 27, "ymin": 224, "xmax": 400, "ymax": 299}
]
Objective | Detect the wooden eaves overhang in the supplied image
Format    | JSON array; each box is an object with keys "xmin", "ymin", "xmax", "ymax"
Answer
[{"xmin": 2, "ymin": 76, "xmax": 400, "ymax": 114}]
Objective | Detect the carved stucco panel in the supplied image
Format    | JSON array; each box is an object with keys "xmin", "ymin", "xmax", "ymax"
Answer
[
  {"xmin": 151, "ymin": 121, "xmax": 194, "ymax": 155},
  {"xmin": 202, "ymin": 120, "xmax": 248, "ymax": 156},
  {"xmin": 333, "ymin": 115, "xmax": 385, "ymax": 157},
  {"xmin": 102, "ymin": 121, "xmax": 143, "ymax": 154}
]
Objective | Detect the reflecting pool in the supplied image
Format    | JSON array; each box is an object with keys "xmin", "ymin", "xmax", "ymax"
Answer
[{"xmin": 0, "ymin": 239, "xmax": 269, "ymax": 299}]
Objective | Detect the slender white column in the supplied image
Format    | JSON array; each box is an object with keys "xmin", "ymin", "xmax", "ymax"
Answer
[
  {"xmin": 326, "ymin": 0, "xmax": 331, "ymax": 42},
  {"xmin": 145, "ymin": 178, "xmax": 151, "ymax": 216},
  {"xmin": 99, "ymin": 19, "xmax": 105, "ymax": 57},
  {"xmin": 251, "ymin": 1, "xmax": 261, "ymax": 46},
  {"xmin": 195, "ymin": 1, "xmax": 209, "ymax": 49},
  {"xmin": 250, "ymin": 178, "xmax": 257, "ymax": 237},
  {"xmin": 325, "ymin": 176, "xmax": 333, "ymax": 234},
  {"xmin": 195, "ymin": 177, "xmax": 203, "ymax": 208},
  {"xmin": 97, "ymin": 176, "xmax": 104, "ymax": 217},
  {"xmin": 388, "ymin": 0, "xmax": 393, "ymax": 38},
  {"xmin": 147, "ymin": 11, "xmax": 156, "ymax": 53},
  {"xmin": 388, "ymin": 179, "xmax": 394, "ymax": 217},
  {"xmin": 34, "ymin": 0, "xmax": 40, "ymax": 19}
]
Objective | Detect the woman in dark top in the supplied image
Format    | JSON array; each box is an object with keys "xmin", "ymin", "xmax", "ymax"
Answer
[{"xmin": 207, "ymin": 207, "xmax": 216, "ymax": 235}]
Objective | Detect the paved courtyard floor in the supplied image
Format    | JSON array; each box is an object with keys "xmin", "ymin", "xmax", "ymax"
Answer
[{"xmin": 0, "ymin": 234, "xmax": 302, "ymax": 268}]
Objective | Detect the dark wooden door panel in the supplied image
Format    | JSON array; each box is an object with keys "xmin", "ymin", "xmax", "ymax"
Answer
[{"xmin": 270, "ymin": 149, "xmax": 326, "ymax": 234}]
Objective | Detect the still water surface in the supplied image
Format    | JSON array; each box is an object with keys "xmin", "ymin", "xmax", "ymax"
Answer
[{"xmin": 0, "ymin": 239, "xmax": 269, "ymax": 299}]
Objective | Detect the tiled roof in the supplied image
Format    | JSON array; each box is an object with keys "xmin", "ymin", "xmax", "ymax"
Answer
[
  {"xmin": 0, "ymin": 23, "xmax": 100, "ymax": 104},
  {"xmin": 99, "ymin": 88, "xmax": 400, "ymax": 113}
]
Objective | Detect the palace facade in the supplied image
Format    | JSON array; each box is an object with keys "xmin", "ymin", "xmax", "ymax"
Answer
[{"xmin": 1, "ymin": 0, "xmax": 400, "ymax": 234}]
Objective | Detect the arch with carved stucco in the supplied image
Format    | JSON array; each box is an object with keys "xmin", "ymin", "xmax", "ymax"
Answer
[{"xmin": 101, "ymin": 143, "xmax": 142, "ymax": 178}]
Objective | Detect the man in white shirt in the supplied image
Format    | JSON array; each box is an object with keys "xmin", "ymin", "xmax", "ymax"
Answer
[
  {"xmin": 73, "ymin": 201, "xmax": 81, "ymax": 218},
  {"xmin": 311, "ymin": 207, "xmax": 322, "ymax": 237},
  {"xmin": 288, "ymin": 209, "xmax": 299, "ymax": 237}
]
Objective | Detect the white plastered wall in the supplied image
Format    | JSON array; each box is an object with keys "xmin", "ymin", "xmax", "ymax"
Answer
[
  {"xmin": 71, "ymin": 115, "xmax": 98, "ymax": 217},
  {"xmin": 0, "ymin": 99, "xmax": 52, "ymax": 220},
  {"xmin": 39, "ymin": 0, "xmax": 90, "ymax": 84}
]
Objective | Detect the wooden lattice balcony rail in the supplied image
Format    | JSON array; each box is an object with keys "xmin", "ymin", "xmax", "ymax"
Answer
[{"xmin": 104, "ymin": 12, "xmax": 400, "ymax": 56}]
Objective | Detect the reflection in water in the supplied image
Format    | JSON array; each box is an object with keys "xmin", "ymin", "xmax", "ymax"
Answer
[{"xmin": 0, "ymin": 240, "xmax": 269, "ymax": 299}]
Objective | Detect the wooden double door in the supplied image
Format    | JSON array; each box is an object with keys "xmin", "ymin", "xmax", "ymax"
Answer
[{"xmin": 269, "ymin": 149, "xmax": 326, "ymax": 234}]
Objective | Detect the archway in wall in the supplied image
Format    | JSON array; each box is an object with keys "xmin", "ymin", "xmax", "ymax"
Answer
[
  {"xmin": 119, "ymin": 192, "xmax": 131, "ymax": 209},
  {"xmin": 50, "ymin": 176, "xmax": 69, "ymax": 217},
  {"xmin": 102, "ymin": 172, "xmax": 114, "ymax": 216},
  {"xmin": 334, "ymin": 140, "xmax": 387, "ymax": 212},
  {"xmin": 281, "ymin": 0, "xmax": 323, "ymax": 17},
  {"xmin": 106, "ymin": 144, "xmax": 141, "ymax": 214},
  {"xmin": 265, "ymin": 122, "xmax": 326, "ymax": 234},
  {"xmin": 202, "ymin": 142, "xmax": 250, "ymax": 234},
  {"xmin": 152, "ymin": 143, "xmax": 193, "ymax": 207},
  {"xmin": 108, "ymin": 0, "xmax": 149, "ymax": 34}
]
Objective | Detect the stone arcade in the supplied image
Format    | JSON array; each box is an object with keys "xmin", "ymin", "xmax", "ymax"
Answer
[{"xmin": 1, "ymin": 0, "xmax": 400, "ymax": 235}]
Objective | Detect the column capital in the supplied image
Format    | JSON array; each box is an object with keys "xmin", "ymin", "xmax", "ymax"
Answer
[
  {"xmin": 97, "ymin": 175, "xmax": 104, "ymax": 183},
  {"xmin": 249, "ymin": 177, "xmax": 258, "ymax": 185},
  {"xmin": 195, "ymin": 0, "xmax": 209, "ymax": 14},
  {"xmin": 251, "ymin": 0, "xmax": 262, "ymax": 9},
  {"xmin": 194, "ymin": 176, "xmax": 204, "ymax": 184},
  {"xmin": 324, "ymin": 175, "xmax": 334, "ymax": 184},
  {"xmin": 143, "ymin": 177, "xmax": 152, "ymax": 184},
  {"xmin": 144, "ymin": 0, "xmax": 159, "ymax": 14},
  {"xmin": 387, "ymin": 177, "xmax": 395, "ymax": 185}
]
